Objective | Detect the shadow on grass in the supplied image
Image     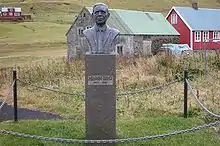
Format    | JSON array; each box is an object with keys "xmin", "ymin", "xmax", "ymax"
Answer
[{"xmin": 0, "ymin": 102, "xmax": 64, "ymax": 122}]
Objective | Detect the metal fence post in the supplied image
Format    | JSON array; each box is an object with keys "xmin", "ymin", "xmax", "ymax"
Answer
[
  {"xmin": 13, "ymin": 68, "xmax": 18, "ymax": 122},
  {"xmin": 184, "ymin": 69, "xmax": 188, "ymax": 118},
  {"xmin": 203, "ymin": 40, "xmax": 207, "ymax": 77}
]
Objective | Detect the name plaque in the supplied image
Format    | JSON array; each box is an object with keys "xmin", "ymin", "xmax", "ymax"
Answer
[{"xmin": 88, "ymin": 75, "xmax": 113, "ymax": 85}]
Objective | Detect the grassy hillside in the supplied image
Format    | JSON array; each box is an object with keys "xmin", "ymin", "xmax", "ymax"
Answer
[
  {"xmin": 0, "ymin": 0, "xmax": 220, "ymax": 66},
  {"xmin": 1, "ymin": 0, "xmax": 220, "ymax": 12},
  {"xmin": 0, "ymin": 1, "xmax": 220, "ymax": 145}
]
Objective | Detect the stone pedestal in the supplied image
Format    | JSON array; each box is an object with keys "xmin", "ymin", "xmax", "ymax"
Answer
[{"xmin": 85, "ymin": 53, "xmax": 116, "ymax": 146}]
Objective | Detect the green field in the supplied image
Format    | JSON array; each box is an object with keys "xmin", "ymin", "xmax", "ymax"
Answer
[
  {"xmin": 0, "ymin": 0, "xmax": 220, "ymax": 145},
  {"xmin": 0, "ymin": 0, "xmax": 220, "ymax": 66}
]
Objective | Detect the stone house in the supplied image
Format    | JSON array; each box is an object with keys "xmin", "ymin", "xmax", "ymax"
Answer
[{"xmin": 66, "ymin": 7, "xmax": 180, "ymax": 60}]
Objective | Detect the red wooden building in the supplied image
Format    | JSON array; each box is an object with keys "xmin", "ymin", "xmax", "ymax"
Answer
[
  {"xmin": 0, "ymin": 7, "xmax": 23, "ymax": 21},
  {"xmin": 166, "ymin": 1, "xmax": 220, "ymax": 50}
]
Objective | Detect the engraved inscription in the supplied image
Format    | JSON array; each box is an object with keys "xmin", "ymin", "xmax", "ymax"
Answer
[{"xmin": 88, "ymin": 75, "xmax": 113, "ymax": 85}]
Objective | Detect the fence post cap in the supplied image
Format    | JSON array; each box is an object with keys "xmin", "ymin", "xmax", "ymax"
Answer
[{"xmin": 12, "ymin": 66, "xmax": 17, "ymax": 71}]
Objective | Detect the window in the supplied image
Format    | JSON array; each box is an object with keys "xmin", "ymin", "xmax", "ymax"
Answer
[
  {"xmin": 2, "ymin": 12, "xmax": 7, "ymax": 16},
  {"xmin": 213, "ymin": 31, "xmax": 220, "ymax": 41},
  {"xmin": 83, "ymin": 13, "xmax": 86, "ymax": 17},
  {"xmin": 195, "ymin": 31, "xmax": 201, "ymax": 42},
  {"xmin": 14, "ymin": 12, "xmax": 20, "ymax": 16},
  {"xmin": 171, "ymin": 14, "xmax": 177, "ymax": 24},
  {"xmin": 203, "ymin": 31, "xmax": 209, "ymax": 42},
  {"xmin": 77, "ymin": 27, "xmax": 84, "ymax": 36},
  {"xmin": 117, "ymin": 45, "xmax": 123, "ymax": 56}
]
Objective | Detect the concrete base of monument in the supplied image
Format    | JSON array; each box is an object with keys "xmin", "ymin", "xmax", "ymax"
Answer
[{"xmin": 85, "ymin": 53, "xmax": 116, "ymax": 146}]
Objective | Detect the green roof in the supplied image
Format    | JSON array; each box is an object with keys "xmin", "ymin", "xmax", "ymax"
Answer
[{"xmin": 86, "ymin": 7, "xmax": 179, "ymax": 35}]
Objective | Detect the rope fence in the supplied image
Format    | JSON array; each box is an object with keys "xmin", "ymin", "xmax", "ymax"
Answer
[
  {"xmin": 17, "ymin": 78, "xmax": 179, "ymax": 97},
  {"xmin": 0, "ymin": 68, "xmax": 220, "ymax": 144},
  {"xmin": 0, "ymin": 120, "xmax": 219, "ymax": 144},
  {"xmin": 117, "ymin": 79, "xmax": 178, "ymax": 96},
  {"xmin": 0, "ymin": 80, "xmax": 15, "ymax": 111},
  {"xmin": 17, "ymin": 78, "xmax": 85, "ymax": 97},
  {"xmin": 186, "ymin": 79, "xmax": 220, "ymax": 118}
]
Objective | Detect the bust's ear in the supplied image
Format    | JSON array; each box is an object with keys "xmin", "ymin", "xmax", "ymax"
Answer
[
  {"xmin": 92, "ymin": 12, "xmax": 95, "ymax": 19},
  {"xmin": 107, "ymin": 12, "xmax": 110, "ymax": 18}
]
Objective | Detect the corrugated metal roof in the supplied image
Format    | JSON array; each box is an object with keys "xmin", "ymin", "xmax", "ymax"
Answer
[
  {"xmin": 86, "ymin": 7, "xmax": 179, "ymax": 35},
  {"xmin": 174, "ymin": 7, "xmax": 220, "ymax": 30},
  {"xmin": 107, "ymin": 10, "xmax": 133, "ymax": 34}
]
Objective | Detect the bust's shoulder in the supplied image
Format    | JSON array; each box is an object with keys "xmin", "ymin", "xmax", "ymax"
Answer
[{"xmin": 108, "ymin": 27, "xmax": 120, "ymax": 34}]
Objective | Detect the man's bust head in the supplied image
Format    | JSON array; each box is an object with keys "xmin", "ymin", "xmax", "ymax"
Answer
[
  {"xmin": 83, "ymin": 3, "xmax": 120, "ymax": 54},
  {"xmin": 92, "ymin": 3, "xmax": 110, "ymax": 27}
]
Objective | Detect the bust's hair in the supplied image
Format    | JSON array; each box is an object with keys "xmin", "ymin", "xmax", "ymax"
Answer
[{"xmin": 92, "ymin": 3, "xmax": 109, "ymax": 13}]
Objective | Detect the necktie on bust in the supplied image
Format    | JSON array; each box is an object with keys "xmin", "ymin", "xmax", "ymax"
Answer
[
  {"xmin": 97, "ymin": 29, "xmax": 104, "ymax": 53},
  {"xmin": 94, "ymin": 24, "xmax": 107, "ymax": 54}
]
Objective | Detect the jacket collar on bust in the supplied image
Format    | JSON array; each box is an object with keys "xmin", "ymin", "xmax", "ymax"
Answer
[{"xmin": 94, "ymin": 24, "xmax": 107, "ymax": 32}]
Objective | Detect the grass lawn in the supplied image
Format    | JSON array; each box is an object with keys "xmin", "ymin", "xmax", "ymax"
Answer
[
  {"xmin": 0, "ymin": 0, "xmax": 219, "ymax": 67},
  {"xmin": 0, "ymin": 22, "xmax": 69, "ymax": 44},
  {"xmin": 0, "ymin": 0, "xmax": 220, "ymax": 145},
  {"xmin": 0, "ymin": 117, "xmax": 219, "ymax": 146},
  {"xmin": 0, "ymin": 22, "xmax": 68, "ymax": 66}
]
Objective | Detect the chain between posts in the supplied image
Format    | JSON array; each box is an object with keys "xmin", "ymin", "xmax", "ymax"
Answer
[
  {"xmin": 1, "ymin": 120, "xmax": 220, "ymax": 144},
  {"xmin": 2, "ymin": 72, "xmax": 219, "ymax": 143},
  {"xmin": 17, "ymin": 78, "xmax": 179, "ymax": 97},
  {"xmin": 17, "ymin": 78, "xmax": 85, "ymax": 97},
  {"xmin": 186, "ymin": 79, "xmax": 220, "ymax": 118},
  {"xmin": 0, "ymin": 81, "xmax": 15, "ymax": 110},
  {"xmin": 117, "ymin": 80, "xmax": 179, "ymax": 96}
]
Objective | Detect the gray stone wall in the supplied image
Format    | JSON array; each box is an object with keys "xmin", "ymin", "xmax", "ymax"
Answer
[
  {"xmin": 115, "ymin": 35, "xmax": 133, "ymax": 56},
  {"xmin": 130, "ymin": 35, "xmax": 180, "ymax": 56},
  {"xmin": 66, "ymin": 8, "xmax": 93, "ymax": 60},
  {"xmin": 133, "ymin": 36, "xmax": 144, "ymax": 56}
]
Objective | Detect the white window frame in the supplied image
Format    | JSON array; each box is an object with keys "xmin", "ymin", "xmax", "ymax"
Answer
[
  {"xmin": 14, "ymin": 12, "xmax": 20, "ymax": 16},
  {"xmin": 195, "ymin": 31, "xmax": 201, "ymax": 42},
  {"xmin": 203, "ymin": 31, "xmax": 209, "ymax": 42},
  {"xmin": 213, "ymin": 31, "xmax": 220, "ymax": 42},
  {"xmin": 171, "ymin": 14, "xmax": 177, "ymax": 24}
]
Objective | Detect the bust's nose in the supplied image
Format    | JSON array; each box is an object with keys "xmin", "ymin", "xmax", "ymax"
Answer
[{"xmin": 98, "ymin": 11, "xmax": 102, "ymax": 15}]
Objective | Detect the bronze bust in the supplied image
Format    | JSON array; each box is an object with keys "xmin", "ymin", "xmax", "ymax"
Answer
[{"xmin": 83, "ymin": 3, "xmax": 120, "ymax": 54}]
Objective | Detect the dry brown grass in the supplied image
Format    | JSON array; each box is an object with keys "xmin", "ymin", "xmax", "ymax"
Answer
[{"xmin": 1, "ymin": 52, "xmax": 219, "ymax": 120}]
